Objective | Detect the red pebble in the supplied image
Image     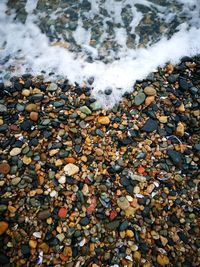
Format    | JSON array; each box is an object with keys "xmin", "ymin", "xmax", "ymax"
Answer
[
  {"xmin": 109, "ymin": 209, "xmax": 118, "ymax": 221},
  {"xmin": 58, "ymin": 207, "xmax": 67, "ymax": 218},
  {"xmin": 86, "ymin": 197, "xmax": 97, "ymax": 215}
]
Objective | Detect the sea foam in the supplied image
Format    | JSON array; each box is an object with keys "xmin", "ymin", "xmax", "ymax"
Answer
[{"xmin": 0, "ymin": 0, "xmax": 200, "ymax": 107}]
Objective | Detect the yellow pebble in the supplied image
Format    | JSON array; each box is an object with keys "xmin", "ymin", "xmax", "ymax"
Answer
[
  {"xmin": 157, "ymin": 254, "xmax": 170, "ymax": 266},
  {"xmin": 22, "ymin": 89, "xmax": 30, "ymax": 97},
  {"xmin": 22, "ymin": 156, "xmax": 32, "ymax": 165},
  {"xmin": 126, "ymin": 230, "xmax": 134, "ymax": 238},
  {"xmin": 98, "ymin": 116, "xmax": 110, "ymax": 125},
  {"xmin": 29, "ymin": 239, "xmax": 37, "ymax": 249},
  {"xmin": 134, "ymin": 251, "xmax": 141, "ymax": 261},
  {"xmin": 47, "ymin": 217, "xmax": 53, "ymax": 224},
  {"xmin": 8, "ymin": 205, "xmax": 17, "ymax": 213}
]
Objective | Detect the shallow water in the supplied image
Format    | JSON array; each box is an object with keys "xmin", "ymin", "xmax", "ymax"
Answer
[{"xmin": 0, "ymin": 0, "xmax": 200, "ymax": 106}]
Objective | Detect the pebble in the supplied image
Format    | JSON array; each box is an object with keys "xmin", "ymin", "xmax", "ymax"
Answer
[
  {"xmin": 141, "ymin": 119, "xmax": 158, "ymax": 132},
  {"xmin": 11, "ymin": 177, "xmax": 21, "ymax": 185},
  {"xmin": 25, "ymin": 103, "xmax": 37, "ymax": 112},
  {"xmin": 106, "ymin": 220, "xmax": 120, "ymax": 230},
  {"xmin": 10, "ymin": 147, "xmax": 21, "ymax": 156},
  {"xmin": 0, "ymin": 163, "xmax": 10, "ymax": 174},
  {"xmin": 144, "ymin": 86, "xmax": 156, "ymax": 96},
  {"xmin": 29, "ymin": 240, "xmax": 37, "ymax": 249},
  {"xmin": 22, "ymin": 89, "xmax": 30, "ymax": 97},
  {"xmin": 133, "ymin": 251, "xmax": 141, "ymax": 261},
  {"xmin": 176, "ymin": 103, "xmax": 185, "ymax": 112},
  {"xmin": 134, "ymin": 92, "xmax": 146, "ymax": 105},
  {"xmin": 37, "ymin": 210, "xmax": 51, "ymax": 220},
  {"xmin": 157, "ymin": 254, "xmax": 170, "ymax": 266},
  {"xmin": 117, "ymin": 197, "xmax": 130, "ymax": 210},
  {"xmin": 176, "ymin": 122, "xmax": 184, "ymax": 136},
  {"xmin": 64, "ymin": 163, "xmax": 79, "ymax": 176},
  {"xmin": 98, "ymin": 116, "xmax": 110, "ymax": 125},
  {"xmin": 0, "ymin": 221, "xmax": 8, "ymax": 235},
  {"xmin": 158, "ymin": 116, "xmax": 168, "ymax": 123},
  {"xmin": 145, "ymin": 95, "xmax": 155, "ymax": 106},
  {"xmin": 95, "ymin": 148, "xmax": 103, "ymax": 156},
  {"xmin": 30, "ymin": 111, "xmax": 39, "ymax": 121},
  {"xmin": 48, "ymin": 83, "xmax": 58, "ymax": 91},
  {"xmin": 58, "ymin": 207, "xmax": 67, "ymax": 218},
  {"xmin": 80, "ymin": 217, "xmax": 90, "ymax": 226},
  {"xmin": 0, "ymin": 104, "xmax": 7, "ymax": 113},
  {"xmin": 57, "ymin": 233, "xmax": 65, "ymax": 242},
  {"xmin": 90, "ymin": 101, "xmax": 102, "ymax": 111},
  {"xmin": 20, "ymin": 120, "xmax": 33, "ymax": 131},
  {"xmin": 79, "ymin": 106, "xmax": 92, "ymax": 115},
  {"xmin": 50, "ymin": 190, "xmax": 58, "ymax": 198},
  {"xmin": 33, "ymin": 232, "xmax": 42, "ymax": 238},
  {"xmin": 126, "ymin": 230, "xmax": 134, "ymax": 238},
  {"xmin": 22, "ymin": 156, "xmax": 32, "ymax": 165},
  {"xmin": 167, "ymin": 149, "xmax": 183, "ymax": 167},
  {"xmin": 130, "ymin": 174, "xmax": 146, "ymax": 182},
  {"xmin": 58, "ymin": 176, "xmax": 66, "ymax": 184}
]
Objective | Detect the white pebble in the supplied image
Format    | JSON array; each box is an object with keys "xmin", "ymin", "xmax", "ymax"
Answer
[{"xmin": 58, "ymin": 176, "xmax": 66, "ymax": 184}]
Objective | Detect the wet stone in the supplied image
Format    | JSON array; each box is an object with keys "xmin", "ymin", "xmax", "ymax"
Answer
[
  {"xmin": 53, "ymin": 100, "xmax": 65, "ymax": 107},
  {"xmin": 194, "ymin": 144, "xmax": 200, "ymax": 151},
  {"xmin": 0, "ymin": 104, "xmax": 7, "ymax": 113},
  {"xmin": 134, "ymin": 92, "xmax": 146, "ymax": 105},
  {"xmin": 0, "ymin": 163, "xmax": 10, "ymax": 174},
  {"xmin": 21, "ymin": 244, "xmax": 30, "ymax": 256},
  {"xmin": 79, "ymin": 105, "xmax": 92, "ymax": 115},
  {"xmin": 37, "ymin": 210, "xmax": 51, "ymax": 220},
  {"xmin": 119, "ymin": 220, "xmax": 129, "ymax": 231},
  {"xmin": 117, "ymin": 197, "xmax": 130, "ymax": 210},
  {"xmin": 144, "ymin": 86, "xmax": 156, "ymax": 96},
  {"xmin": 80, "ymin": 217, "xmax": 90, "ymax": 226},
  {"xmin": 167, "ymin": 149, "xmax": 183, "ymax": 167},
  {"xmin": 20, "ymin": 120, "xmax": 34, "ymax": 131},
  {"xmin": 48, "ymin": 83, "xmax": 58, "ymax": 91},
  {"xmin": 141, "ymin": 118, "xmax": 158, "ymax": 132},
  {"xmin": 0, "ymin": 221, "xmax": 8, "ymax": 235},
  {"xmin": 106, "ymin": 220, "xmax": 120, "ymax": 231},
  {"xmin": 0, "ymin": 124, "xmax": 8, "ymax": 132}
]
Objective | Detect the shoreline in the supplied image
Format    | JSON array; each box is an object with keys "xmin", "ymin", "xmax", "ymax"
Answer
[{"xmin": 0, "ymin": 56, "xmax": 199, "ymax": 266}]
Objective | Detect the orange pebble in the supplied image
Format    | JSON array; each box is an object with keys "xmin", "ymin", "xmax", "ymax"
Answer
[
  {"xmin": 58, "ymin": 207, "xmax": 67, "ymax": 218},
  {"xmin": 65, "ymin": 157, "xmax": 76, "ymax": 164},
  {"xmin": 138, "ymin": 166, "xmax": 145, "ymax": 174}
]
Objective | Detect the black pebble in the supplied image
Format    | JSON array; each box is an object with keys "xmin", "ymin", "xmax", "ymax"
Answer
[
  {"xmin": 20, "ymin": 120, "xmax": 34, "ymax": 131},
  {"xmin": 141, "ymin": 119, "xmax": 158, "ymax": 132},
  {"xmin": 167, "ymin": 149, "xmax": 183, "ymax": 167}
]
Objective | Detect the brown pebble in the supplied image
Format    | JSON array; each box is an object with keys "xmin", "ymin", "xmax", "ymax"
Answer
[
  {"xmin": 30, "ymin": 111, "xmax": 39, "ymax": 121},
  {"xmin": 157, "ymin": 254, "xmax": 170, "ymax": 266},
  {"xmin": 0, "ymin": 221, "xmax": 8, "ymax": 235},
  {"xmin": 176, "ymin": 122, "xmax": 184, "ymax": 136},
  {"xmin": 144, "ymin": 86, "xmax": 157, "ymax": 96},
  {"xmin": 145, "ymin": 96, "xmax": 155, "ymax": 106},
  {"xmin": 29, "ymin": 239, "xmax": 37, "ymax": 249},
  {"xmin": 0, "ymin": 162, "xmax": 10, "ymax": 174},
  {"xmin": 25, "ymin": 103, "xmax": 37, "ymax": 112},
  {"xmin": 95, "ymin": 148, "xmax": 103, "ymax": 156},
  {"xmin": 176, "ymin": 103, "xmax": 185, "ymax": 112},
  {"xmin": 37, "ymin": 210, "xmax": 51, "ymax": 220},
  {"xmin": 39, "ymin": 242, "xmax": 49, "ymax": 253},
  {"xmin": 98, "ymin": 116, "xmax": 110, "ymax": 125}
]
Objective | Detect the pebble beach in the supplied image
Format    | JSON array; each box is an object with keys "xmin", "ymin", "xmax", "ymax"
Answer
[{"xmin": 0, "ymin": 56, "xmax": 199, "ymax": 266}]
